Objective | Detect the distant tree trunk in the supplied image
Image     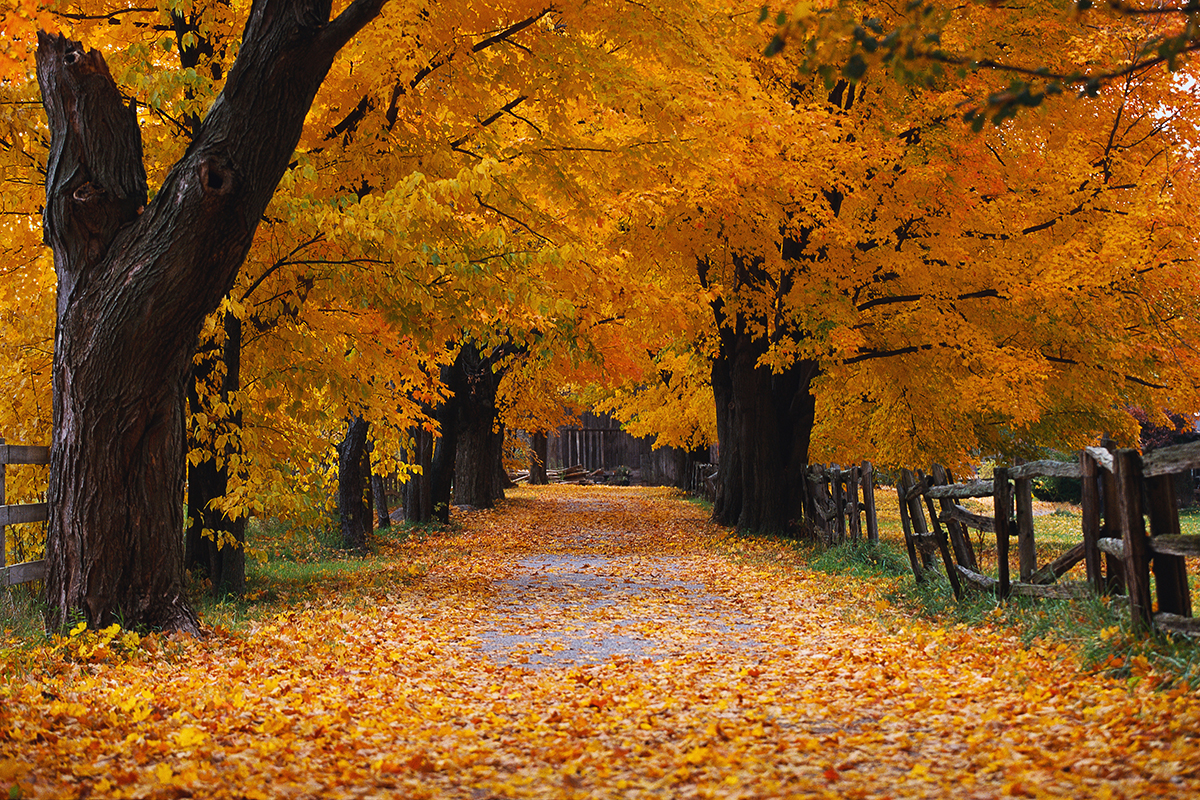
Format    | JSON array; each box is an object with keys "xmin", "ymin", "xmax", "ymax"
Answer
[
  {"xmin": 337, "ymin": 415, "xmax": 371, "ymax": 552},
  {"xmin": 35, "ymin": 0, "xmax": 385, "ymax": 631},
  {"xmin": 709, "ymin": 323, "xmax": 818, "ymax": 535},
  {"xmin": 185, "ymin": 311, "xmax": 246, "ymax": 598},
  {"xmin": 372, "ymin": 473, "xmax": 390, "ymax": 529},
  {"xmin": 402, "ymin": 426, "xmax": 435, "ymax": 523},
  {"xmin": 529, "ymin": 432, "xmax": 549, "ymax": 484}
]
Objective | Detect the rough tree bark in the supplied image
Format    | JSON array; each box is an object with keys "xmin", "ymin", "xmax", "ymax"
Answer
[
  {"xmin": 36, "ymin": 0, "xmax": 387, "ymax": 631},
  {"xmin": 453, "ymin": 342, "xmax": 516, "ymax": 508},
  {"xmin": 185, "ymin": 311, "xmax": 246, "ymax": 598},
  {"xmin": 337, "ymin": 415, "xmax": 371, "ymax": 553},
  {"xmin": 402, "ymin": 425, "xmax": 435, "ymax": 523},
  {"xmin": 529, "ymin": 432, "xmax": 549, "ymax": 484},
  {"xmin": 705, "ymin": 260, "xmax": 819, "ymax": 535}
]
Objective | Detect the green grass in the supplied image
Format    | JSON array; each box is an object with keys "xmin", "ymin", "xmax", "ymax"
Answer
[{"xmin": 193, "ymin": 516, "xmax": 436, "ymax": 632}]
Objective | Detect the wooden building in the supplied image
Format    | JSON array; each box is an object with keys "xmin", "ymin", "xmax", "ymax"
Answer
[{"xmin": 546, "ymin": 412, "xmax": 707, "ymax": 486}]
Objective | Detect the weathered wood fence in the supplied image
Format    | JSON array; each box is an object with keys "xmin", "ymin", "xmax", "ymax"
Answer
[
  {"xmin": 807, "ymin": 462, "xmax": 879, "ymax": 545},
  {"xmin": 900, "ymin": 444, "xmax": 1200, "ymax": 636},
  {"xmin": 685, "ymin": 462, "xmax": 718, "ymax": 501},
  {"xmin": 0, "ymin": 437, "xmax": 50, "ymax": 587}
]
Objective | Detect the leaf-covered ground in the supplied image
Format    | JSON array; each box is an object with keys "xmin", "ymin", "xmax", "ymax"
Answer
[{"xmin": 2, "ymin": 485, "xmax": 1198, "ymax": 798}]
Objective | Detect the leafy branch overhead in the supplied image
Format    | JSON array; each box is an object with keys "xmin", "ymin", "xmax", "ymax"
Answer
[{"xmin": 764, "ymin": 0, "xmax": 1200, "ymax": 125}]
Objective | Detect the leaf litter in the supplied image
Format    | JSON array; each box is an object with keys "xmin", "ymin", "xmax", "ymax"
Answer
[{"xmin": 2, "ymin": 485, "xmax": 1198, "ymax": 798}]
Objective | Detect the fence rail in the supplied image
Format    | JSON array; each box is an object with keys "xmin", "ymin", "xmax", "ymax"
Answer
[
  {"xmin": 1, "ymin": 437, "xmax": 50, "ymax": 587},
  {"xmin": 902, "ymin": 445, "xmax": 1200, "ymax": 637}
]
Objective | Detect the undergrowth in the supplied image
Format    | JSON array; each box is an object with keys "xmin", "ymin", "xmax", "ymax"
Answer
[{"xmin": 794, "ymin": 537, "xmax": 1199, "ymax": 690}]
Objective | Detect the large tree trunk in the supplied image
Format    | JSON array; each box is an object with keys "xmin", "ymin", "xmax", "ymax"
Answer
[
  {"xmin": 185, "ymin": 311, "xmax": 246, "ymax": 598},
  {"xmin": 337, "ymin": 415, "xmax": 371, "ymax": 552},
  {"xmin": 402, "ymin": 426, "xmax": 435, "ymax": 523},
  {"xmin": 36, "ymin": 0, "xmax": 385, "ymax": 631},
  {"xmin": 710, "ymin": 327, "xmax": 818, "ymax": 535},
  {"xmin": 453, "ymin": 343, "xmax": 507, "ymax": 508},
  {"xmin": 529, "ymin": 432, "xmax": 549, "ymax": 484}
]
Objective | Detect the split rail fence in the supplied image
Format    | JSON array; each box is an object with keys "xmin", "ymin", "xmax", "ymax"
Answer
[
  {"xmin": 900, "ymin": 443, "xmax": 1200, "ymax": 637},
  {"xmin": 807, "ymin": 461, "xmax": 879, "ymax": 545},
  {"xmin": 0, "ymin": 437, "xmax": 50, "ymax": 587}
]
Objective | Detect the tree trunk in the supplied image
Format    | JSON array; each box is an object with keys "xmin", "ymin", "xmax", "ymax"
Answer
[
  {"xmin": 372, "ymin": 473, "xmax": 391, "ymax": 529},
  {"xmin": 337, "ymin": 415, "xmax": 371, "ymax": 552},
  {"xmin": 185, "ymin": 311, "xmax": 246, "ymax": 598},
  {"xmin": 710, "ymin": 326, "xmax": 818, "ymax": 535},
  {"xmin": 453, "ymin": 343, "xmax": 507, "ymax": 508},
  {"xmin": 529, "ymin": 432, "xmax": 549, "ymax": 484},
  {"xmin": 36, "ymin": 0, "xmax": 385, "ymax": 631},
  {"xmin": 402, "ymin": 426, "xmax": 435, "ymax": 524}
]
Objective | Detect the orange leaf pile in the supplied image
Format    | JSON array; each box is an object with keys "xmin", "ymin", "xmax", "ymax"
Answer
[{"xmin": 2, "ymin": 485, "xmax": 1197, "ymax": 798}]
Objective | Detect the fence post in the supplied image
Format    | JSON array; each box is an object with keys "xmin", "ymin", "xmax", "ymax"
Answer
[
  {"xmin": 994, "ymin": 467, "xmax": 1012, "ymax": 599},
  {"xmin": 1015, "ymin": 477, "xmax": 1037, "ymax": 582},
  {"xmin": 1146, "ymin": 473, "xmax": 1192, "ymax": 618},
  {"xmin": 922, "ymin": 469, "xmax": 963, "ymax": 600},
  {"xmin": 1100, "ymin": 440, "xmax": 1125, "ymax": 594},
  {"xmin": 831, "ymin": 467, "xmax": 846, "ymax": 545},
  {"xmin": 933, "ymin": 464, "xmax": 977, "ymax": 571},
  {"xmin": 1079, "ymin": 449, "xmax": 1104, "ymax": 593},
  {"xmin": 847, "ymin": 466, "xmax": 861, "ymax": 543},
  {"xmin": 1114, "ymin": 449, "xmax": 1153, "ymax": 630},
  {"xmin": 861, "ymin": 461, "xmax": 878, "ymax": 544},
  {"xmin": 897, "ymin": 470, "xmax": 924, "ymax": 581}
]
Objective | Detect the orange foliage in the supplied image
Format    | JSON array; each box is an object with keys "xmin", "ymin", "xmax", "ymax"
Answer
[{"xmin": 2, "ymin": 487, "xmax": 1198, "ymax": 798}]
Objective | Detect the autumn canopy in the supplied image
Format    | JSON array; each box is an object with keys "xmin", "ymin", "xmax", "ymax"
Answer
[{"xmin": 0, "ymin": 0, "xmax": 1198, "ymax": 628}]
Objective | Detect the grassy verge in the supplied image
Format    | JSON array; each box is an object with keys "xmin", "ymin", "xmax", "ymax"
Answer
[
  {"xmin": 194, "ymin": 516, "xmax": 447, "ymax": 632},
  {"xmin": 784, "ymin": 535, "xmax": 1199, "ymax": 690}
]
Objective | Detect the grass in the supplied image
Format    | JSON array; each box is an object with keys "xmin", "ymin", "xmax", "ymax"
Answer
[{"xmin": 788, "ymin": 526, "xmax": 1200, "ymax": 690}]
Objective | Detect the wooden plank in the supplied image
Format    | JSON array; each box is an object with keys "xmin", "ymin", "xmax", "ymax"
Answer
[
  {"xmin": 1097, "ymin": 537, "xmax": 1125, "ymax": 558},
  {"xmin": 1100, "ymin": 459, "xmax": 1125, "ymax": 595},
  {"xmin": 1080, "ymin": 450, "xmax": 1104, "ymax": 593},
  {"xmin": 1143, "ymin": 439, "xmax": 1200, "ymax": 478},
  {"xmin": 909, "ymin": 471, "xmax": 936, "ymax": 570},
  {"xmin": 0, "ymin": 503, "xmax": 49, "ymax": 527},
  {"xmin": 955, "ymin": 566, "xmax": 1089, "ymax": 599},
  {"xmin": 1149, "ymin": 535, "xmax": 1200, "ymax": 558},
  {"xmin": 994, "ymin": 467, "xmax": 1012, "ymax": 600},
  {"xmin": 1008, "ymin": 460, "xmax": 1083, "ymax": 480},
  {"xmin": 922, "ymin": 470, "xmax": 962, "ymax": 600},
  {"xmin": 956, "ymin": 565, "xmax": 997, "ymax": 592},
  {"xmin": 1030, "ymin": 542, "xmax": 1086, "ymax": 585},
  {"xmin": 939, "ymin": 504, "xmax": 994, "ymax": 533},
  {"xmin": 925, "ymin": 480, "xmax": 994, "ymax": 500},
  {"xmin": 1, "ymin": 559, "xmax": 46, "ymax": 586},
  {"xmin": 1085, "ymin": 446, "xmax": 1114, "ymax": 474},
  {"xmin": 0, "ymin": 444, "xmax": 50, "ymax": 466},
  {"xmin": 1015, "ymin": 476, "xmax": 1037, "ymax": 582},
  {"xmin": 1145, "ymin": 475, "xmax": 1192, "ymax": 617},
  {"xmin": 832, "ymin": 468, "xmax": 846, "ymax": 545},
  {"xmin": 847, "ymin": 466, "xmax": 861, "ymax": 543},
  {"xmin": 862, "ymin": 461, "xmax": 879, "ymax": 545},
  {"xmin": 1010, "ymin": 581, "xmax": 1092, "ymax": 600},
  {"xmin": 1115, "ymin": 449, "xmax": 1153, "ymax": 630},
  {"xmin": 1155, "ymin": 613, "xmax": 1200, "ymax": 638},
  {"xmin": 934, "ymin": 466, "xmax": 977, "ymax": 571},
  {"xmin": 897, "ymin": 470, "xmax": 924, "ymax": 582}
]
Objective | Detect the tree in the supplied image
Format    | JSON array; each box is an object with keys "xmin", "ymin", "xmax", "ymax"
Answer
[
  {"xmin": 34, "ymin": 0, "xmax": 387, "ymax": 631},
  {"xmin": 607, "ymin": 3, "xmax": 1200, "ymax": 533}
]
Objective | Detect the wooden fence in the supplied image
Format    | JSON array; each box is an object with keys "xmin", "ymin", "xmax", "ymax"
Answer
[
  {"xmin": 682, "ymin": 460, "xmax": 879, "ymax": 545},
  {"xmin": 900, "ymin": 446, "xmax": 1200, "ymax": 637},
  {"xmin": 808, "ymin": 462, "xmax": 879, "ymax": 545},
  {"xmin": 0, "ymin": 437, "xmax": 50, "ymax": 587}
]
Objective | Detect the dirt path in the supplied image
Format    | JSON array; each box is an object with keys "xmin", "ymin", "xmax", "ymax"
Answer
[{"xmin": 2, "ymin": 485, "xmax": 1198, "ymax": 799}]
